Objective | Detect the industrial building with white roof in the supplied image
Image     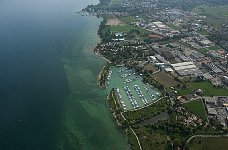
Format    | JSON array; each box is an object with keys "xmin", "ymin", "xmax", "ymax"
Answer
[{"xmin": 171, "ymin": 62, "xmax": 203, "ymax": 76}]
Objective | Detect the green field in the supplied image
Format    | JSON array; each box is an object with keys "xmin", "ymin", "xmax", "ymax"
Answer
[
  {"xmin": 110, "ymin": 24, "xmax": 136, "ymax": 33},
  {"xmin": 186, "ymin": 81, "xmax": 228, "ymax": 96},
  {"xmin": 207, "ymin": 45, "xmax": 221, "ymax": 51},
  {"xmin": 193, "ymin": 5, "xmax": 228, "ymax": 26},
  {"xmin": 183, "ymin": 99, "xmax": 207, "ymax": 121},
  {"xmin": 189, "ymin": 137, "xmax": 228, "ymax": 150}
]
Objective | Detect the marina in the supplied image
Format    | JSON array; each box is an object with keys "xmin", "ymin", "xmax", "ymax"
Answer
[{"xmin": 107, "ymin": 67, "xmax": 161, "ymax": 111}]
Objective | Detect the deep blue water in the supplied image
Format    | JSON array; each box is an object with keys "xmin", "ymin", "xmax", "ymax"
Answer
[{"xmin": 0, "ymin": 0, "xmax": 129, "ymax": 149}]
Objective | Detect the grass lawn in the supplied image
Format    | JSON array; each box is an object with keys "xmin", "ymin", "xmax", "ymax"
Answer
[
  {"xmin": 153, "ymin": 71, "xmax": 179, "ymax": 88},
  {"xmin": 189, "ymin": 137, "xmax": 228, "ymax": 150},
  {"xmin": 197, "ymin": 48, "xmax": 209, "ymax": 54},
  {"xmin": 207, "ymin": 45, "xmax": 221, "ymax": 51},
  {"xmin": 177, "ymin": 88, "xmax": 192, "ymax": 96},
  {"xmin": 186, "ymin": 81, "xmax": 228, "ymax": 96},
  {"xmin": 183, "ymin": 99, "xmax": 207, "ymax": 121},
  {"xmin": 110, "ymin": 24, "xmax": 135, "ymax": 33}
]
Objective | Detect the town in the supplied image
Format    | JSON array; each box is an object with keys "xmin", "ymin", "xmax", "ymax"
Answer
[{"xmin": 81, "ymin": 0, "xmax": 228, "ymax": 149}]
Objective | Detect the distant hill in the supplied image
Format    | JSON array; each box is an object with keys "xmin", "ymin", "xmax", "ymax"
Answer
[
  {"xmin": 205, "ymin": 0, "xmax": 228, "ymax": 5},
  {"xmin": 100, "ymin": 0, "xmax": 111, "ymax": 4}
]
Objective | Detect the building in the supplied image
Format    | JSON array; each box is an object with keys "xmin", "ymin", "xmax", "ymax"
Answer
[
  {"xmin": 203, "ymin": 73, "xmax": 213, "ymax": 80},
  {"xmin": 155, "ymin": 54, "xmax": 170, "ymax": 65},
  {"xmin": 207, "ymin": 107, "xmax": 217, "ymax": 116},
  {"xmin": 200, "ymin": 39, "xmax": 212, "ymax": 46},
  {"xmin": 222, "ymin": 76, "xmax": 228, "ymax": 85},
  {"xmin": 171, "ymin": 62, "xmax": 203, "ymax": 76},
  {"xmin": 217, "ymin": 49, "xmax": 226, "ymax": 56},
  {"xmin": 203, "ymin": 62, "xmax": 223, "ymax": 74},
  {"xmin": 153, "ymin": 21, "xmax": 168, "ymax": 29},
  {"xmin": 178, "ymin": 54, "xmax": 190, "ymax": 62},
  {"xmin": 113, "ymin": 32, "xmax": 125, "ymax": 41},
  {"xmin": 191, "ymin": 50, "xmax": 205, "ymax": 60},
  {"xmin": 208, "ymin": 51, "xmax": 220, "ymax": 58},
  {"xmin": 148, "ymin": 56, "xmax": 158, "ymax": 63}
]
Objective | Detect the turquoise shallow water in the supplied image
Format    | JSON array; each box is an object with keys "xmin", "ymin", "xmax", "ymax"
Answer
[{"xmin": 0, "ymin": 0, "xmax": 129, "ymax": 149}]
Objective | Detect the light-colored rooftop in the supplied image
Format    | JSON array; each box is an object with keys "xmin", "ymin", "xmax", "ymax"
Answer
[
  {"xmin": 171, "ymin": 62, "xmax": 194, "ymax": 67},
  {"xmin": 207, "ymin": 107, "xmax": 217, "ymax": 115},
  {"xmin": 174, "ymin": 64, "xmax": 197, "ymax": 71}
]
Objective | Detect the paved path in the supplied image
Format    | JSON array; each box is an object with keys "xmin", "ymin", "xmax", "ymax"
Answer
[
  {"xmin": 112, "ymin": 91, "xmax": 143, "ymax": 150},
  {"xmin": 121, "ymin": 112, "xmax": 143, "ymax": 150}
]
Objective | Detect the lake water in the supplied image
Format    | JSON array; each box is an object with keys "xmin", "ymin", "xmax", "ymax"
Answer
[{"xmin": 0, "ymin": 0, "xmax": 129, "ymax": 149}]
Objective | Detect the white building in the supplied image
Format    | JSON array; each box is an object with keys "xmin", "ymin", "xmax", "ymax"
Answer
[{"xmin": 171, "ymin": 62, "xmax": 203, "ymax": 76}]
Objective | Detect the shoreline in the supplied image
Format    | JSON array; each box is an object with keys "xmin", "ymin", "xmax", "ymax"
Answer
[
  {"xmin": 106, "ymin": 89, "xmax": 143, "ymax": 150},
  {"xmin": 90, "ymin": 9, "xmax": 142, "ymax": 149},
  {"xmin": 83, "ymin": 2, "xmax": 140, "ymax": 149},
  {"xmin": 94, "ymin": 51, "xmax": 111, "ymax": 63},
  {"xmin": 97, "ymin": 65, "xmax": 106, "ymax": 88},
  {"xmin": 96, "ymin": 63, "xmax": 112, "ymax": 89}
]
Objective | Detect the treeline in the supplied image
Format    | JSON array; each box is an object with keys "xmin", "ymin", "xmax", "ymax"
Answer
[{"xmin": 98, "ymin": 18, "xmax": 112, "ymax": 42}]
